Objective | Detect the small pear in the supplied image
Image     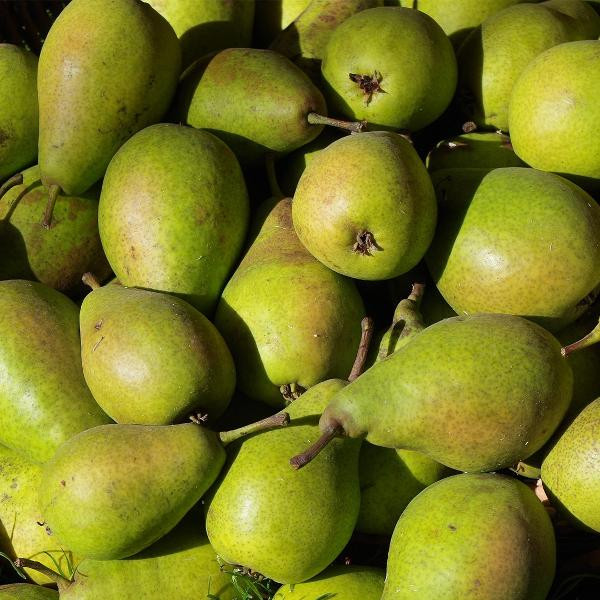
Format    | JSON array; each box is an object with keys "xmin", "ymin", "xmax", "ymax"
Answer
[
  {"xmin": 381, "ymin": 474, "xmax": 556, "ymax": 600},
  {"xmin": 0, "ymin": 45, "xmax": 38, "ymax": 181},
  {"xmin": 39, "ymin": 414, "xmax": 288, "ymax": 560},
  {"xmin": 79, "ymin": 276, "xmax": 235, "ymax": 424},
  {"xmin": 0, "ymin": 280, "xmax": 110, "ymax": 463}
]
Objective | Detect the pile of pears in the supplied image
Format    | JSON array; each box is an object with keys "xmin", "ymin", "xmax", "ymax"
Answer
[{"xmin": 1, "ymin": 0, "xmax": 599, "ymax": 599}]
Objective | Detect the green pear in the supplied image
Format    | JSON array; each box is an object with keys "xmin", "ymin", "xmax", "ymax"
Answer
[
  {"xmin": 38, "ymin": 0, "xmax": 181, "ymax": 197},
  {"xmin": 382, "ymin": 474, "xmax": 556, "ymax": 599},
  {"xmin": 214, "ymin": 197, "xmax": 364, "ymax": 407},
  {"xmin": 98, "ymin": 123, "xmax": 249, "ymax": 315},
  {"xmin": 542, "ymin": 0, "xmax": 600, "ymax": 39},
  {"xmin": 321, "ymin": 7, "xmax": 457, "ymax": 131},
  {"xmin": 205, "ymin": 379, "xmax": 361, "ymax": 584},
  {"xmin": 274, "ymin": 565, "xmax": 385, "ymax": 599},
  {"xmin": 542, "ymin": 398, "xmax": 600, "ymax": 532},
  {"xmin": 79, "ymin": 277, "xmax": 235, "ymax": 425},
  {"xmin": 0, "ymin": 45, "xmax": 38, "ymax": 181},
  {"xmin": 426, "ymin": 167, "xmax": 600, "ymax": 330},
  {"xmin": 292, "ymin": 131, "xmax": 437, "ymax": 281},
  {"xmin": 176, "ymin": 47, "xmax": 343, "ymax": 165},
  {"xmin": 0, "ymin": 280, "xmax": 110, "ymax": 463},
  {"xmin": 0, "ymin": 445, "xmax": 75, "ymax": 585},
  {"xmin": 293, "ymin": 314, "xmax": 572, "ymax": 472},
  {"xmin": 39, "ymin": 413, "xmax": 288, "ymax": 560},
  {"xmin": 0, "ymin": 585, "xmax": 58, "ymax": 600},
  {"xmin": 145, "ymin": 0, "xmax": 255, "ymax": 68},
  {"xmin": 456, "ymin": 2, "xmax": 587, "ymax": 131},
  {"xmin": 253, "ymin": 0, "xmax": 312, "ymax": 47},
  {"xmin": 509, "ymin": 40, "xmax": 600, "ymax": 189},
  {"xmin": 0, "ymin": 166, "xmax": 110, "ymax": 294}
]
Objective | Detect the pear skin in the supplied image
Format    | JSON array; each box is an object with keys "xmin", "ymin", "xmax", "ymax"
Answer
[{"xmin": 0, "ymin": 585, "xmax": 58, "ymax": 599}]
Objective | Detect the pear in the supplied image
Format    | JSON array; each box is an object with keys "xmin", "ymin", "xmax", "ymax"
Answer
[
  {"xmin": 509, "ymin": 40, "xmax": 600, "ymax": 190},
  {"xmin": 321, "ymin": 7, "xmax": 457, "ymax": 131},
  {"xmin": 39, "ymin": 414, "xmax": 288, "ymax": 560},
  {"xmin": 79, "ymin": 276, "xmax": 235, "ymax": 425},
  {"xmin": 0, "ymin": 445, "xmax": 75, "ymax": 585},
  {"xmin": 292, "ymin": 131, "xmax": 437, "ymax": 281},
  {"xmin": 0, "ymin": 585, "xmax": 58, "ymax": 599},
  {"xmin": 98, "ymin": 123, "xmax": 249, "ymax": 315},
  {"xmin": 254, "ymin": 0, "xmax": 312, "ymax": 47},
  {"xmin": 426, "ymin": 167, "xmax": 600, "ymax": 330},
  {"xmin": 145, "ymin": 0, "xmax": 255, "ymax": 68},
  {"xmin": 0, "ymin": 166, "xmax": 110, "ymax": 294},
  {"xmin": 214, "ymin": 197, "xmax": 365, "ymax": 407},
  {"xmin": 542, "ymin": 0, "xmax": 600, "ymax": 39},
  {"xmin": 541, "ymin": 398, "xmax": 600, "ymax": 532},
  {"xmin": 381, "ymin": 473, "xmax": 556, "ymax": 600},
  {"xmin": 0, "ymin": 280, "xmax": 110, "ymax": 463},
  {"xmin": 292, "ymin": 313, "xmax": 572, "ymax": 473},
  {"xmin": 0, "ymin": 45, "xmax": 38, "ymax": 181},
  {"xmin": 273, "ymin": 565, "xmax": 385, "ymax": 599},
  {"xmin": 176, "ymin": 47, "xmax": 361, "ymax": 165},
  {"xmin": 38, "ymin": 0, "xmax": 181, "ymax": 199}
]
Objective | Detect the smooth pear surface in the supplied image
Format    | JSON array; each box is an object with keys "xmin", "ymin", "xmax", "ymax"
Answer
[
  {"xmin": 0, "ymin": 280, "xmax": 110, "ymax": 463},
  {"xmin": 38, "ymin": 0, "xmax": 181, "ymax": 195},
  {"xmin": 98, "ymin": 124, "xmax": 249, "ymax": 315},
  {"xmin": 0, "ymin": 45, "xmax": 38, "ymax": 181},
  {"xmin": 320, "ymin": 314, "xmax": 572, "ymax": 472},
  {"xmin": 509, "ymin": 40, "xmax": 600, "ymax": 188},
  {"xmin": 80, "ymin": 284, "xmax": 235, "ymax": 424},
  {"xmin": 382, "ymin": 474, "xmax": 556, "ymax": 600},
  {"xmin": 39, "ymin": 423, "xmax": 225, "ymax": 560},
  {"xmin": 292, "ymin": 131, "xmax": 437, "ymax": 280},
  {"xmin": 0, "ymin": 585, "xmax": 58, "ymax": 600}
]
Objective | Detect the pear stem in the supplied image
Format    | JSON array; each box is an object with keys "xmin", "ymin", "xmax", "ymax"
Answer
[
  {"xmin": 41, "ymin": 183, "xmax": 60, "ymax": 229},
  {"xmin": 307, "ymin": 112, "xmax": 367, "ymax": 134},
  {"xmin": 0, "ymin": 173, "xmax": 23, "ymax": 201},
  {"xmin": 13, "ymin": 558, "xmax": 71, "ymax": 587},
  {"xmin": 81, "ymin": 272, "xmax": 101, "ymax": 290},
  {"xmin": 290, "ymin": 424, "xmax": 343, "ymax": 470},
  {"xmin": 218, "ymin": 412, "xmax": 290, "ymax": 446},
  {"xmin": 348, "ymin": 316, "xmax": 375, "ymax": 382},
  {"xmin": 265, "ymin": 153, "xmax": 284, "ymax": 200},
  {"xmin": 561, "ymin": 317, "xmax": 600, "ymax": 357}
]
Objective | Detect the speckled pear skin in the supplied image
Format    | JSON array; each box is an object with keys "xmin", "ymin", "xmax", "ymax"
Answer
[
  {"xmin": 542, "ymin": 398, "xmax": 600, "ymax": 532},
  {"xmin": 80, "ymin": 284, "xmax": 235, "ymax": 425},
  {"xmin": 509, "ymin": 40, "xmax": 600, "ymax": 189},
  {"xmin": 356, "ymin": 445, "xmax": 452, "ymax": 535},
  {"xmin": 0, "ymin": 45, "xmax": 38, "ymax": 181},
  {"xmin": 40, "ymin": 423, "xmax": 225, "ymax": 560},
  {"xmin": 59, "ymin": 515, "xmax": 235, "ymax": 600},
  {"xmin": 542, "ymin": 0, "xmax": 600, "ymax": 39},
  {"xmin": 382, "ymin": 474, "xmax": 556, "ymax": 600},
  {"xmin": 0, "ymin": 280, "xmax": 110, "ymax": 463},
  {"xmin": 214, "ymin": 198, "xmax": 364, "ymax": 407},
  {"xmin": 273, "ymin": 565, "xmax": 385, "ymax": 599},
  {"xmin": 321, "ymin": 7, "xmax": 457, "ymax": 131},
  {"xmin": 0, "ymin": 445, "xmax": 76, "ymax": 586},
  {"xmin": 98, "ymin": 124, "xmax": 249, "ymax": 316},
  {"xmin": 456, "ymin": 2, "xmax": 587, "ymax": 130},
  {"xmin": 38, "ymin": 0, "xmax": 181, "ymax": 195},
  {"xmin": 292, "ymin": 131, "xmax": 437, "ymax": 281},
  {"xmin": 176, "ymin": 48, "xmax": 327, "ymax": 165},
  {"xmin": 145, "ymin": 0, "xmax": 254, "ymax": 69},
  {"xmin": 0, "ymin": 584, "xmax": 58, "ymax": 599},
  {"xmin": 0, "ymin": 166, "xmax": 111, "ymax": 293},
  {"xmin": 426, "ymin": 167, "xmax": 600, "ymax": 331},
  {"xmin": 205, "ymin": 379, "xmax": 361, "ymax": 584},
  {"xmin": 321, "ymin": 314, "xmax": 572, "ymax": 472}
]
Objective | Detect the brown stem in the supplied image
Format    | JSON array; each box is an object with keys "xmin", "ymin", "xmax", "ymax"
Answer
[
  {"xmin": 41, "ymin": 183, "xmax": 60, "ymax": 229},
  {"xmin": 14, "ymin": 558, "xmax": 71, "ymax": 587},
  {"xmin": 0, "ymin": 173, "xmax": 24, "ymax": 201},
  {"xmin": 82, "ymin": 272, "xmax": 101, "ymax": 290},
  {"xmin": 348, "ymin": 316, "xmax": 375, "ymax": 382},
  {"xmin": 561, "ymin": 317, "xmax": 600, "ymax": 357},
  {"xmin": 218, "ymin": 412, "xmax": 290, "ymax": 446},
  {"xmin": 290, "ymin": 424, "xmax": 343, "ymax": 470},
  {"xmin": 265, "ymin": 153, "xmax": 284, "ymax": 200},
  {"xmin": 307, "ymin": 112, "xmax": 367, "ymax": 134}
]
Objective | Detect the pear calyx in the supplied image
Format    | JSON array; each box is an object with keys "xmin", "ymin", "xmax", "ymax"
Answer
[
  {"xmin": 349, "ymin": 71, "xmax": 384, "ymax": 105},
  {"xmin": 306, "ymin": 112, "xmax": 367, "ymax": 134},
  {"xmin": 0, "ymin": 173, "xmax": 24, "ymax": 201},
  {"xmin": 462, "ymin": 121, "xmax": 477, "ymax": 133},
  {"xmin": 561, "ymin": 317, "xmax": 600, "ymax": 357},
  {"xmin": 352, "ymin": 230, "xmax": 378, "ymax": 256},
  {"xmin": 218, "ymin": 412, "xmax": 290, "ymax": 446},
  {"xmin": 280, "ymin": 383, "xmax": 306, "ymax": 404},
  {"xmin": 42, "ymin": 183, "xmax": 60, "ymax": 229}
]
